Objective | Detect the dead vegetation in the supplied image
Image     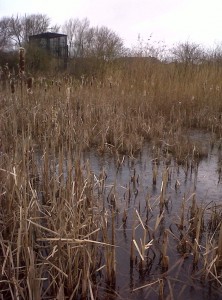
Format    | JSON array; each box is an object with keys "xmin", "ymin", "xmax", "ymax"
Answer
[{"xmin": 0, "ymin": 51, "xmax": 222, "ymax": 299}]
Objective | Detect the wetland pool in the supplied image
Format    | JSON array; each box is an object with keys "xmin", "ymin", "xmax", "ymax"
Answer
[{"xmin": 80, "ymin": 140, "xmax": 222, "ymax": 300}]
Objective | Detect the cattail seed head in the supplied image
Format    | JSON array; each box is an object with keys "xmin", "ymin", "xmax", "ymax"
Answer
[
  {"xmin": 3, "ymin": 63, "xmax": 10, "ymax": 79},
  {"xmin": 66, "ymin": 86, "xmax": 71, "ymax": 103},
  {"xmin": 27, "ymin": 77, "xmax": 34, "ymax": 93},
  {"xmin": 1, "ymin": 64, "xmax": 10, "ymax": 89},
  {"xmin": 10, "ymin": 79, "xmax": 15, "ymax": 94},
  {"xmin": 19, "ymin": 47, "xmax": 25, "ymax": 75}
]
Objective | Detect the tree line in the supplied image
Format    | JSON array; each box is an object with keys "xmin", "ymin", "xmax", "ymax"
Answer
[
  {"xmin": 1, "ymin": 13, "xmax": 222, "ymax": 67},
  {"xmin": 0, "ymin": 14, "xmax": 125, "ymax": 60}
]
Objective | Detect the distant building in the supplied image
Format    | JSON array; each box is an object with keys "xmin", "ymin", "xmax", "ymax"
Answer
[{"xmin": 29, "ymin": 32, "xmax": 68, "ymax": 59}]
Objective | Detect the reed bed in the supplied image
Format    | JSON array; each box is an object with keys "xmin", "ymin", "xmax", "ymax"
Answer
[{"xmin": 0, "ymin": 54, "xmax": 222, "ymax": 298}]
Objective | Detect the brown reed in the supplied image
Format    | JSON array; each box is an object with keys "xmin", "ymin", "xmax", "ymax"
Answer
[{"xmin": 1, "ymin": 52, "xmax": 222, "ymax": 299}]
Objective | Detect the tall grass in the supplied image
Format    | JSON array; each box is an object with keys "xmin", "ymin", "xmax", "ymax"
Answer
[{"xmin": 0, "ymin": 54, "xmax": 222, "ymax": 298}]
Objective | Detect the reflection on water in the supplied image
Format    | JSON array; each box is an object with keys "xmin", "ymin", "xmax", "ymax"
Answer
[{"xmin": 81, "ymin": 140, "xmax": 222, "ymax": 300}]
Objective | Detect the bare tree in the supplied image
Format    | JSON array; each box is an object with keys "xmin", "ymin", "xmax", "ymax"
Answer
[
  {"xmin": 63, "ymin": 18, "xmax": 124, "ymax": 59},
  {"xmin": 0, "ymin": 17, "xmax": 12, "ymax": 50},
  {"xmin": 74, "ymin": 18, "xmax": 90, "ymax": 57},
  {"xmin": 171, "ymin": 41, "xmax": 204, "ymax": 64},
  {"xmin": 83, "ymin": 27, "xmax": 96, "ymax": 55},
  {"xmin": 23, "ymin": 14, "xmax": 51, "ymax": 43},
  {"xmin": 90, "ymin": 26, "xmax": 124, "ymax": 59},
  {"xmin": 8, "ymin": 15, "xmax": 23, "ymax": 46},
  {"xmin": 204, "ymin": 43, "xmax": 222, "ymax": 64},
  {"xmin": 0, "ymin": 14, "xmax": 57, "ymax": 48},
  {"xmin": 62, "ymin": 18, "xmax": 80, "ymax": 56},
  {"xmin": 62, "ymin": 18, "xmax": 91, "ymax": 57}
]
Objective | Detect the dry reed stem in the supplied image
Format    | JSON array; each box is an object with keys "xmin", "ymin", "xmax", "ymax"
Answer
[
  {"xmin": 132, "ymin": 279, "xmax": 160, "ymax": 292},
  {"xmin": 130, "ymin": 210, "xmax": 136, "ymax": 265},
  {"xmin": 1, "ymin": 55, "xmax": 222, "ymax": 298},
  {"xmin": 161, "ymin": 230, "xmax": 169, "ymax": 271},
  {"xmin": 216, "ymin": 222, "xmax": 222, "ymax": 268}
]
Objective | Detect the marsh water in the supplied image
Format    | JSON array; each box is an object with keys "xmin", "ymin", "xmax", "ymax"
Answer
[{"xmin": 81, "ymin": 133, "xmax": 222, "ymax": 300}]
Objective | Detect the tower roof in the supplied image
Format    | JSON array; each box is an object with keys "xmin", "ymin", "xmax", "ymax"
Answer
[{"xmin": 29, "ymin": 32, "xmax": 67, "ymax": 39}]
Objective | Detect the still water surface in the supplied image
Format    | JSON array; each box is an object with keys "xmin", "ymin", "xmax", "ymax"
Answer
[{"xmin": 82, "ymin": 140, "xmax": 222, "ymax": 299}]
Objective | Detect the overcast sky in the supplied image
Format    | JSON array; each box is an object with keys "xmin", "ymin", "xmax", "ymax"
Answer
[{"xmin": 1, "ymin": 0, "xmax": 222, "ymax": 48}]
